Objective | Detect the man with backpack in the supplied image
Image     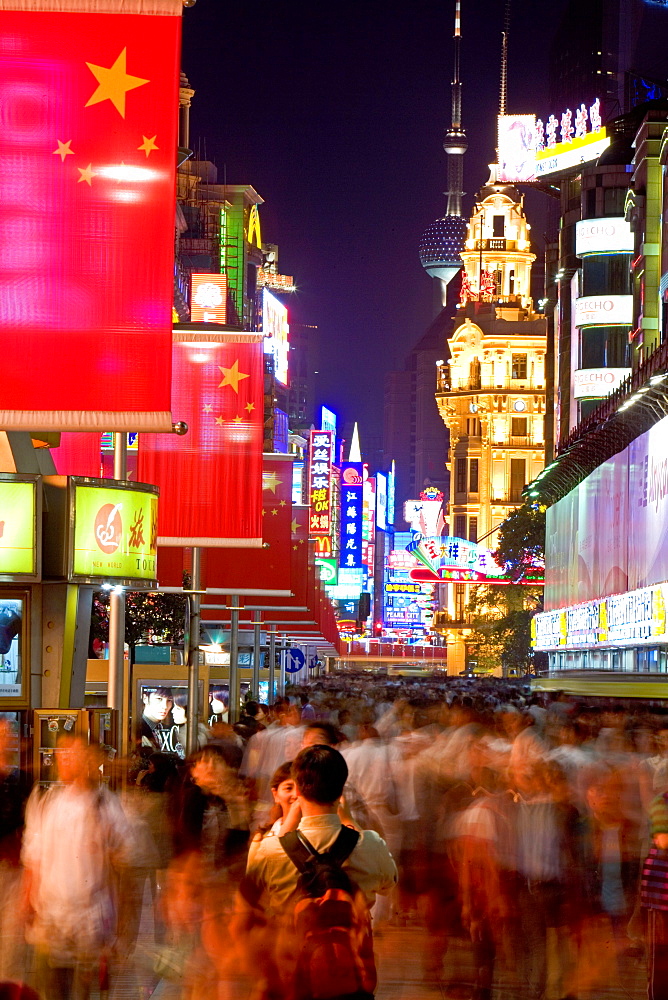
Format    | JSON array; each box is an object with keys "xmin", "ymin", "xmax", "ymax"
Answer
[{"xmin": 236, "ymin": 744, "xmax": 397, "ymax": 1000}]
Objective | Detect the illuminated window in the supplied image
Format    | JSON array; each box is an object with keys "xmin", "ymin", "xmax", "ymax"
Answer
[
  {"xmin": 512, "ymin": 354, "xmax": 528, "ymax": 379},
  {"xmin": 456, "ymin": 458, "xmax": 466, "ymax": 494},
  {"xmin": 469, "ymin": 459, "xmax": 479, "ymax": 494},
  {"xmin": 510, "ymin": 458, "xmax": 526, "ymax": 502}
]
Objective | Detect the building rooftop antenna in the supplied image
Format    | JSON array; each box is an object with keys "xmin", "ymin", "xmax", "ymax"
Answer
[
  {"xmin": 499, "ymin": 0, "xmax": 511, "ymax": 117},
  {"xmin": 418, "ymin": 1, "xmax": 469, "ymax": 299}
]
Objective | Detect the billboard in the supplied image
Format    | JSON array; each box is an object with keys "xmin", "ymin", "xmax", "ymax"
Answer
[
  {"xmin": 575, "ymin": 218, "xmax": 634, "ymax": 256},
  {"xmin": 574, "ymin": 295, "xmax": 634, "ymax": 327},
  {"xmin": 71, "ymin": 479, "xmax": 158, "ymax": 584},
  {"xmin": 533, "ymin": 583, "xmax": 667, "ymax": 651},
  {"xmin": 497, "ymin": 114, "xmax": 537, "ymax": 183},
  {"xmin": 263, "ymin": 289, "xmax": 289, "ymax": 386},
  {"xmin": 496, "ymin": 99, "xmax": 610, "ymax": 183},
  {"xmin": 190, "ymin": 273, "xmax": 228, "ymax": 324},
  {"xmin": 573, "ymin": 368, "xmax": 631, "ymax": 399}
]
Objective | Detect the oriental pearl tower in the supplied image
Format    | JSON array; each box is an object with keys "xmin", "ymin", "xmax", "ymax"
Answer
[{"xmin": 419, "ymin": 0, "xmax": 468, "ymax": 307}]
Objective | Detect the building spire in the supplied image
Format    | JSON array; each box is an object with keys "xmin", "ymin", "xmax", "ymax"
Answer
[{"xmin": 443, "ymin": 0, "xmax": 467, "ymax": 218}]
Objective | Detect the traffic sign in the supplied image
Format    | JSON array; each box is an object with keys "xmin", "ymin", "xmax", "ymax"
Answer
[{"xmin": 285, "ymin": 647, "xmax": 305, "ymax": 673}]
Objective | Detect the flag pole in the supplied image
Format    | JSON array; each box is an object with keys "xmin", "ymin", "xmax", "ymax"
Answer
[
  {"xmin": 185, "ymin": 546, "xmax": 201, "ymax": 754},
  {"xmin": 108, "ymin": 433, "xmax": 127, "ymax": 757},
  {"xmin": 229, "ymin": 595, "xmax": 240, "ymax": 723}
]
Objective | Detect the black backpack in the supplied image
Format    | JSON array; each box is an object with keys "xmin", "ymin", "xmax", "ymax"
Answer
[{"xmin": 279, "ymin": 826, "xmax": 376, "ymax": 1000}]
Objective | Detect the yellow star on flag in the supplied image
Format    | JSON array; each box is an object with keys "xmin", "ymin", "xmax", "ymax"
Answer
[
  {"xmin": 53, "ymin": 139, "xmax": 74, "ymax": 162},
  {"xmin": 77, "ymin": 163, "xmax": 96, "ymax": 185},
  {"xmin": 218, "ymin": 360, "xmax": 250, "ymax": 393},
  {"xmin": 271, "ymin": 509, "xmax": 278, "ymax": 516},
  {"xmin": 262, "ymin": 471, "xmax": 283, "ymax": 494},
  {"xmin": 279, "ymin": 500, "xmax": 287, "ymax": 507},
  {"xmin": 261, "ymin": 509, "xmax": 266, "ymax": 516},
  {"xmin": 138, "ymin": 134, "xmax": 159, "ymax": 157},
  {"xmin": 215, "ymin": 416, "xmax": 225, "ymax": 426},
  {"xmin": 85, "ymin": 48, "xmax": 149, "ymax": 119},
  {"xmin": 233, "ymin": 415, "xmax": 243, "ymax": 424},
  {"xmin": 293, "ymin": 544, "xmax": 298, "ymax": 550},
  {"xmin": 245, "ymin": 402, "xmax": 255, "ymax": 413},
  {"xmin": 203, "ymin": 403, "xmax": 213, "ymax": 413},
  {"xmin": 291, "ymin": 518, "xmax": 299, "ymax": 534}
]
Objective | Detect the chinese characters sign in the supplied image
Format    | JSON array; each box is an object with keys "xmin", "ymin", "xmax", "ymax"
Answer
[
  {"xmin": 72, "ymin": 481, "xmax": 158, "ymax": 584},
  {"xmin": 339, "ymin": 462, "xmax": 364, "ymax": 569},
  {"xmin": 308, "ymin": 430, "xmax": 334, "ymax": 536}
]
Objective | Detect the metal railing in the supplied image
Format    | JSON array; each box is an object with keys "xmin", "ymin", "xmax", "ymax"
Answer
[{"xmin": 437, "ymin": 372, "xmax": 544, "ymax": 393}]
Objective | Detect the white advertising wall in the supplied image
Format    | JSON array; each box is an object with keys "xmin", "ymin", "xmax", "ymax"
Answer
[{"xmin": 544, "ymin": 415, "xmax": 668, "ymax": 610}]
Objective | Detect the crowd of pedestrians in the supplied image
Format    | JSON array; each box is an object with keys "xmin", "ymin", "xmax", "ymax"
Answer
[{"xmin": 2, "ymin": 673, "xmax": 668, "ymax": 999}]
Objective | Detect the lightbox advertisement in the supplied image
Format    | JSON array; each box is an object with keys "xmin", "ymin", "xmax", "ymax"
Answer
[
  {"xmin": 71, "ymin": 480, "xmax": 158, "ymax": 584},
  {"xmin": 0, "ymin": 475, "xmax": 40, "ymax": 581}
]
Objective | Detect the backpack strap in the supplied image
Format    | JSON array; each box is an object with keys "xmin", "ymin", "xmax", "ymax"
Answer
[{"xmin": 279, "ymin": 825, "xmax": 361, "ymax": 873}]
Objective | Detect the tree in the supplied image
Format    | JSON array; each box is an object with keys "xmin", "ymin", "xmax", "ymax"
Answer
[
  {"xmin": 90, "ymin": 590, "xmax": 187, "ymax": 664},
  {"xmin": 466, "ymin": 502, "xmax": 547, "ymax": 675}
]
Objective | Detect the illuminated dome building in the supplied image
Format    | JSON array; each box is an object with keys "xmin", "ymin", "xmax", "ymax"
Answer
[{"xmin": 419, "ymin": 0, "xmax": 467, "ymax": 305}]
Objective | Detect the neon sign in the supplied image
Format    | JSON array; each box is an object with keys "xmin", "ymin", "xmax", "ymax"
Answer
[
  {"xmin": 339, "ymin": 462, "xmax": 364, "ymax": 569},
  {"xmin": 308, "ymin": 430, "xmax": 334, "ymax": 536},
  {"xmin": 497, "ymin": 98, "xmax": 610, "ymax": 183}
]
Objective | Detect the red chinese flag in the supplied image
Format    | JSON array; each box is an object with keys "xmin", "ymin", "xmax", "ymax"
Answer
[
  {"xmin": 52, "ymin": 431, "xmax": 100, "ymax": 477},
  {"xmin": 139, "ymin": 335, "xmax": 264, "ymax": 546},
  {"xmin": 0, "ymin": 1, "xmax": 181, "ymax": 432},
  {"xmin": 200, "ymin": 455, "xmax": 294, "ymax": 589}
]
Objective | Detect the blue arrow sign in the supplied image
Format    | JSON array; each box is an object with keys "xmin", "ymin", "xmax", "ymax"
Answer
[{"xmin": 285, "ymin": 647, "xmax": 305, "ymax": 673}]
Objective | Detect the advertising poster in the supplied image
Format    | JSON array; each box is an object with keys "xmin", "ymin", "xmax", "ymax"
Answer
[{"xmin": 0, "ymin": 596, "xmax": 24, "ymax": 701}]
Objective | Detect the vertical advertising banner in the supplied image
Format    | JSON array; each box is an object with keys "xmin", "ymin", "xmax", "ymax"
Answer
[
  {"xmin": 262, "ymin": 289, "xmax": 289, "ymax": 386},
  {"xmin": 0, "ymin": 1, "xmax": 182, "ymax": 431},
  {"xmin": 139, "ymin": 335, "xmax": 264, "ymax": 546},
  {"xmin": 308, "ymin": 430, "xmax": 334, "ymax": 536},
  {"xmin": 339, "ymin": 463, "xmax": 364, "ymax": 569}
]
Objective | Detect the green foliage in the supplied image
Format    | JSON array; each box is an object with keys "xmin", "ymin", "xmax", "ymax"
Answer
[
  {"xmin": 90, "ymin": 590, "xmax": 187, "ymax": 661},
  {"xmin": 494, "ymin": 501, "xmax": 546, "ymax": 582},
  {"xmin": 466, "ymin": 502, "xmax": 547, "ymax": 675}
]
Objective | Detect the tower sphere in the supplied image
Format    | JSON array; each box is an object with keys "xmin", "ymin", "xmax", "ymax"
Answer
[
  {"xmin": 419, "ymin": 215, "xmax": 467, "ymax": 274},
  {"xmin": 443, "ymin": 129, "xmax": 468, "ymax": 156}
]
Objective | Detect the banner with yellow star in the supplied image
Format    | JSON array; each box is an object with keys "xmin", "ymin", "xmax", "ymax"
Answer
[
  {"xmin": 138, "ymin": 335, "xmax": 264, "ymax": 546},
  {"xmin": 0, "ymin": 1, "xmax": 182, "ymax": 431}
]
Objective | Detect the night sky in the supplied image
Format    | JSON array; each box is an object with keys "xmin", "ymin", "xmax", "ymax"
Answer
[{"xmin": 180, "ymin": 0, "xmax": 569, "ymax": 449}]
